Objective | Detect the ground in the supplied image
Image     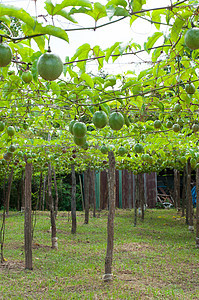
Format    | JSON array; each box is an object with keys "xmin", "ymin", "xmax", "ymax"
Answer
[{"xmin": 0, "ymin": 209, "xmax": 198, "ymax": 299}]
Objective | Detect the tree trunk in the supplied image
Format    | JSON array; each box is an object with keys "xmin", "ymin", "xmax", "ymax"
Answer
[
  {"xmin": 181, "ymin": 167, "xmax": 186, "ymax": 217},
  {"xmin": 5, "ymin": 168, "xmax": 14, "ymax": 216},
  {"xmin": 48, "ymin": 162, "xmax": 58, "ymax": 249},
  {"xmin": 196, "ymin": 168, "xmax": 199, "ymax": 248},
  {"xmin": 90, "ymin": 169, "xmax": 96, "ymax": 218},
  {"xmin": 21, "ymin": 170, "xmax": 25, "ymax": 212},
  {"xmin": 134, "ymin": 174, "xmax": 139, "ymax": 227},
  {"xmin": 103, "ymin": 151, "xmax": 116, "ymax": 282},
  {"xmin": 52, "ymin": 167, "xmax": 59, "ymax": 218},
  {"xmin": 71, "ymin": 164, "xmax": 77, "ymax": 234},
  {"xmin": 84, "ymin": 169, "xmax": 89, "ymax": 224},
  {"xmin": 24, "ymin": 158, "xmax": 33, "ymax": 270},
  {"xmin": 187, "ymin": 158, "xmax": 194, "ymax": 231},
  {"xmin": 42, "ymin": 175, "xmax": 47, "ymax": 211},
  {"xmin": 38, "ymin": 172, "xmax": 43, "ymax": 211},
  {"xmin": 174, "ymin": 169, "xmax": 181, "ymax": 211},
  {"xmin": 140, "ymin": 174, "xmax": 145, "ymax": 220}
]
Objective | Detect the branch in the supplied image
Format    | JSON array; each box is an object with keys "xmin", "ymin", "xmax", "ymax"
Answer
[{"xmin": 64, "ymin": 44, "xmax": 171, "ymax": 65}]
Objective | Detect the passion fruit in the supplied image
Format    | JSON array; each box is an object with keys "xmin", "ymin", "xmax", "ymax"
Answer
[
  {"xmin": 109, "ymin": 112, "xmax": 124, "ymax": 131},
  {"xmin": 184, "ymin": 28, "xmax": 199, "ymax": 50},
  {"xmin": 37, "ymin": 52, "xmax": 63, "ymax": 81},
  {"xmin": 0, "ymin": 44, "xmax": 12, "ymax": 67},
  {"xmin": 92, "ymin": 111, "xmax": 108, "ymax": 129}
]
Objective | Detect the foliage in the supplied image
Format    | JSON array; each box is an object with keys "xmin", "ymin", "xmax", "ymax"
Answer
[{"xmin": 0, "ymin": 0, "xmax": 199, "ymax": 184}]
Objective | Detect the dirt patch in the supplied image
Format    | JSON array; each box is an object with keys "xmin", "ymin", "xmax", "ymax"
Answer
[
  {"xmin": 0, "ymin": 260, "xmax": 24, "ymax": 271},
  {"xmin": 115, "ymin": 242, "xmax": 156, "ymax": 253}
]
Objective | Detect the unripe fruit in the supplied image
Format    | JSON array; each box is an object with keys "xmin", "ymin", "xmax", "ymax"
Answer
[
  {"xmin": 37, "ymin": 52, "xmax": 63, "ymax": 81},
  {"xmin": 100, "ymin": 145, "xmax": 108, "ymax": 154},
  {"xmin": 174, "ymin": 103, "xmax": 181, "ymax": 113},
  {"xmin": 172, "ymin": 124, "xmax": 180, "ymax": 132},
  {"xmin": 0, "ymin": 121, "xmax": 5, "ymax": 131},
  {"xmin": 73, "ymin": 136, "xmax": 87, "ymax": 146},
  {"xmin": 166, "ymin": 120, "xmax": 173, "ymax": 128},
  {"xmin": 7, "ymin": 126, "xmax": 15, "ymax": 137},
  {"xmin": 22, "ymin": 71, "xmax": 33, "ymax": 83},
  {"xmin": 109, "ymin": 112, "xmax": 124, "ymax": 131},
  {"xmin": 73, "ymin": 122, "xmax": 87, "ymax": 138},
  {"xmin": 185, "ymin": 83, "xmax": 196, "ymax": 95},
  {"xmin": 154, "ymin": 120, "xmax": 161, "ymax": 129},
  {"xmin": 92, "ymin": 111, "xmax": 108, "ymax": 129},
  {"xmin": 134, "ymin": 143, "xmax": 144, "ymax": 154},
  {"xmin": 0, "ymin": 44, "xmax": 12, "ymax": 67},
  {"xmin": 184, "ymin": 28, "xmax": 199, "ymax": 50}
]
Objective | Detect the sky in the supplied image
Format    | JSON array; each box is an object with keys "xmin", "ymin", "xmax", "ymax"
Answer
[{"xmin": 0, "ymin": 0, "xmax": 171, "ymax": 74}]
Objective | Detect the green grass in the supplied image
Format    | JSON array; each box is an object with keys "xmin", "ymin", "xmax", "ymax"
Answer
[{"xmin": 0, "ymin": 209, "xmax": 199, "ymax": 299}]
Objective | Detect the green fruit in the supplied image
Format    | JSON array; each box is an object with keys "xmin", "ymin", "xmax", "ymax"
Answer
[
  {"xmin": 0, "ymin": 44, "xmax": 12, "ymax": 67},
  {"xmin": 81, "ymin": 141, "xmax": 89, "ymax": 150},
  {"xmin": 22, "ymin": 71, "xmax": 33, "ymax": 83},
  {"xmin": 184, "ymin": 28, "xmax": 199, "ymax": 50},
  {"xmin": 23, "ymin": 123, "xmax": 28, "ymax": 130},
  {"xmin": 73, "ymin": 122, "xmax": 87, "ymax": 138},
  {"xmin": 174, "ymin": 103, "xmax": 181, "ymax": 113},
  {"xmin": 154, "ymin": 120, "xmax": 161, "ymax": 129},
  {"xmin": 8, "ymin": 144, "xmax": 16, "ymax": 152},
  {"xmin": 17, "ymin": 151, "xmax": 24, "ymax": 157},
  {"xmin": 37, "ymin": 52, "xmax": 63, "ymax": 81},
  {"xmin": 7, "ymin": 126, "xmax": 15, "ymax": 137},
  {"xmin": 192, "ymin": 123, "xmax": 199, "ymax": 133},
  {"xmin": 166, "ymin": 120, "xmax": 173, "ymax": 128},
  {"xmin": 109, "ymin": 112, "xmax": 124, "ymax": 131},
  {"xmin": 92, "ymin": 111, "xmax": 108, "ymax": 129},
  {"xmin": 100, "ymin": 145, "xmax": 108, "ymax": 154},
  {"xmin": 172, "ymin": 124, "xmax": 180, "ymax": 132},
  {"xmin": 69, "ymin": 120, "xmax": 77, "ymax": 135},
  {"xmin": 0, "ymin": 121, "xmax": 5, "ymax": 131},
  {"xmin": 134, "ymin": 143, "xmax": 144, "ymax": 154},
  {"xmin": 27, "ymin": 158, "xmax": 32, "ymax": 164},
  {"xmin": 185, "ymin": 83, "xmax": 196, "ymax": 94},
  {"xmin": 118, "ymin": 146, "xmax": 127, "ymax": 156},
  {"xmin": 73, "ymin": 136, "xmax": 87, "ymax": 146},
  {"xmin": 177, "ymin": 118, "xmax": 183, "ymax": 127},
  {"xmin": 3, "ymin": 152, "xmax": 11, "ymax": 161}
]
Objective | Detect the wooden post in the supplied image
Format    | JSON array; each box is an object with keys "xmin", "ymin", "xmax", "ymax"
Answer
[
  {"xmin": 48, "ymin": 162, "xmax": 58, "ymax": 249},
  {"xmin": 5, "ymin": 168, "xmax": 14, "ymax": 216},
  {"xmin": 71, "ymin": 164, "xmax": 77, "ymax": 234},
  {"xmin": 90, "ymin": 169, "xmax": 96, "ymax": 218},
  {"xmin": 134, "ymin": 174, "xmax": 139, "ymax": 227},
  {"xmin": 181, "ymin": 167, "xmax": 186, "ymax": 217},
  {"xmin": 196, "ymin": 168, "xmax": 199, "ymax": 248},
  {"xmin": 103, "ymin": 151, "xmax": 115, "ymax": 282},
  {"xmin": 187, "ymin": 158, "xmax": 194, "ymax": 231},
  {"xmin": 24, "ymin": 158, "xmax": 33, "ymax": 270},
  {"xmin": 52, "ymin": 167, "xmax": 59, "ymax": 218},
  {"xmin": 174, "ymin": 169, "xmax": 181, "ymax": 211},
  {"xmin": 38, "ymin": 172, "xmax": 43, "ymax": 211},
  {"xmin": 84, "ymin": 169, "xmax": 89, "ymax": 224}
]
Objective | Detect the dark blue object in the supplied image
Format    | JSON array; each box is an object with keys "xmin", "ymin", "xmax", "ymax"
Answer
[{"xmin": 191, "ymin": 186, "xmax": 196, "ymax": 207}]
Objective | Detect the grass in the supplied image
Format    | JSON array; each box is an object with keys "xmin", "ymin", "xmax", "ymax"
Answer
[{"xmin": 0, "ymin": 208, "xmax": 199, "ymax": 299}]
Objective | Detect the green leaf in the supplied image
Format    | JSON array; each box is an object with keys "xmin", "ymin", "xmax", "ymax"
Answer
[
  {"xmin": 144, "ymin": 32, "xmax": 163, "ymax": 53},
  {"xmin": 0, "ymin": 4, "xmax": 69, "ymax": 42},
  {"xmin": 105, "ymin": 42, "xmax": 120, "ymax": 62},
  {"xmin": 49, "ymin": 0, "xmax": 92, "ymax": 14},
  {"xmin": 81, "ymin": 73, "xmax": 94, "ymax": 88},
  {"xmin": 151, "ymin": 10, "xmax": 161, "ymax": 30},
  {"xmin": 106, "ymin": 0, "xmax": 127, "ymax": 8},
  {"xmin": 0, "ymin": 15, "xmax": 11, "ymax": 27},
  {"xmin": 86, "ymin": 2, "xmax": 107, "ymax": 21},
  {"xmin": 171, "ymin": 11, "xmax": 192, "ymax": 42},
  {"xmin": 114, "ymin": 7, "xmax": 129, "ymax": 17},
  {"xmin": 50, "ymin": 82, "xmax": 61, "ymax": 97},
  {"xmin": 132, "ymin": 0, "xmax": 146, "ymax": 12},
  {"xmin": 93, "ymin": 45, "xmax": 104, "ymax": 69}
]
